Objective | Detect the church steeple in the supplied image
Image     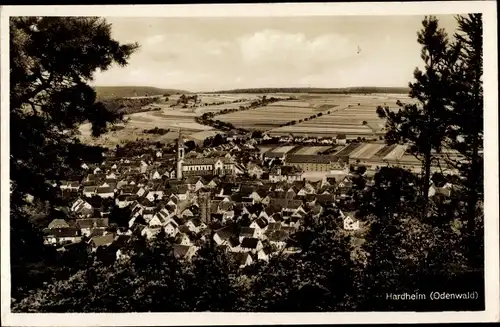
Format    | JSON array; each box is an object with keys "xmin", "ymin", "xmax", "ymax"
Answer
[{"xmin": 176, "ymin": 129, "xmax": 184, "ymax": 180}]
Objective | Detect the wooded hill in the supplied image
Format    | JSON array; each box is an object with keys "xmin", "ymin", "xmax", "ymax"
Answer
[
  {"xmin": 210, "ymin": 87, "xmax": 410, "ymax": 94},
  {"xmin": 94, "ymin": 86, "xmax": 189, "ymax": 100}
]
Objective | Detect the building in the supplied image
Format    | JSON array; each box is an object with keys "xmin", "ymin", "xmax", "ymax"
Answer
[
  {"xmin": 269, "ymin": 166, "xmax": 303, "ymax": 183},
  {"xmin": 182, "ymin": 157, "xmax": 235, "ymax": 176},
  {"xmin": 285, "ymin": 154, "xmax": 349, "ymax": 173},
  {"xmin": 176, "ymin": 129, "xmax": 234, "ymax": 178}
]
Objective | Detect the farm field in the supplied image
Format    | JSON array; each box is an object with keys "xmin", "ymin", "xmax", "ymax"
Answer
[
  {"xmin": 348, "ymin": 143, "xmax": 386, "ymax": 159},
  {"xmin": 194, "ymin": 101, "xmax": 254, "ymax": 115},
  {"xmin": 333, "ymin": 143, "xmax": 363, "ymax": 157},
  {"xmin": 267, "ymin": 93, "xmax": 415, "ymax": 138},
  {"xmin": 267, "ymin": 145, "xmax": 297, "ymax": 154},
  {"xmin": 289, "ymin": 146, "xmax": 333, "ymax": 155},
  {"xmin": 218, "ymin": 102, "xmax": 331, "ymax": 130}
]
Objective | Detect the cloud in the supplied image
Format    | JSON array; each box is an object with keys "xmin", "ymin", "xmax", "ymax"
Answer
[
  {"xmin": 93, "ymin": 16, "xmax": 450, "ymax": 91},
  {"xmin": 237, "ymin": 29, "xmax": 357, "ymax": 71}
]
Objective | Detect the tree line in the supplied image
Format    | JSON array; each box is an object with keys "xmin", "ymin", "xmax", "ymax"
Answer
[{"xmin": 210, "ymin": 87, "xmax": 410, "ymax": 94}]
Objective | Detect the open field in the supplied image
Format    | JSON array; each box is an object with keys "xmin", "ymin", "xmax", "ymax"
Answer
[
  {"xmin": 348, "ymin": 143, "xmax": 386, "ymax": 159},
  {"xmin": 333, "ymin": 143, "xmax": 363, "ymax": 157},
  {"xmin": 218, "ymin": 102, "xmax": 330, "ymax": 130},
  {"xmin": 289, "ymin": 146, "xmax": 332, "ymax": 155},
  {"xmin": 268, "ymin": 145, "xmax": 297, "ymax": 154},
  {"xmin": 268, "ymin": 94, "xmax": 414, "ymax": 138}
]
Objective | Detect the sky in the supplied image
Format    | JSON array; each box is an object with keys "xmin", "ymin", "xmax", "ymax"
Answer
[{"xmin": 92, "ymin": 15, "xmax": 459, "ymax": 92}]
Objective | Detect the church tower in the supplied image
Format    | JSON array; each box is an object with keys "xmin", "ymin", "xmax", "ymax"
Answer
[{"xmin": 176, "ymin": 129, "xmax": 184, "ymax": 180}]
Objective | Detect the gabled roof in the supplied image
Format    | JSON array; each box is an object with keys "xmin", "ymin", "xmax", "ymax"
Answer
[
  {"xmin": 239, "ymin": 225, "xmax": 255, "ymax": 236},
  {"xmin": 172, "ymin": 244, "xmax": 191, "ymax": 259},
  {"xmin": 44, "ymin": 228, "xmax": 81, "ymax": 238},
  {"xmin": 178, "ymin": 225, "xmax": 191, "ymax": 234},
  {"xmin": 214, "ymin": 224, "xmax": 238, "ymax": 241},
  {"xmin": 228, "ymin": 236, "xmax": 240, "ymax": 248},
  {"xmin": 90, "ymin": 233, "xmax": 115, "ymax": 247},
  {"xmin": 231, "ymin": 252, "xmax": 251, "ymax": 266},
  {"xmin": 267, "ymin": 222, "xmax": 282, "ymax": 231},
  {"xmin": 76, "ymin": 218, "xmax": 109, "ymax": 229},
  {"xmin": 240, "ymin": 237, "xmax": 259, "ymax": 249},
  {"xmin": 266, "ymin": 230, "xmax": 288, "ymax": 242},
  {"xmin": 96, "ymin": 186, "xmax": 114, "ymax": 194},
  {"xmin": 252, "ymin": 217, "xmax": 268, "ymax": 229}
]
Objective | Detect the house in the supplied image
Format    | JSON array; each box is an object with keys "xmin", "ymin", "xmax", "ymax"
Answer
[
  {"xmin": 180, "ymin": 207, "xmax": 195, "ymax": 219},
  {"xmin": 247, "ymin": 163, "xmax": 265, "ymax": 179},
  {"xmin": 429, "ymin": 183, "xmax": 453, "ymax": 198},
  {"xmin": 172, "ymin": 244, "xmax": 198, "ymax": 261},
  {"xmin": 269, "ymin": 166, "xmax": 303, "ymax": 183},
  {"xmin": 96, "ymin": 186, "xmax": 115, "ymax": 199},
  {"xmin": 266, "ymin": 230, "xmax": 288, "ymax": 250},
  {"xmin": 151, "ymin": 170, "xmax": 162, "ymax": 180},
  {"xmin": 115, "ymin": 194, "xmax": 138, "ymax": 208},
  {"xmin": 76, "ymin": 218, "xmax": 109, "ymax": 237},
  {"xmin": 185, "ymin": 218, "xmax": 206, "ymax": 234},
  {"xmin": 336, "ymin": 134, "xmax": 347, "ymax": 145},
  {"xmin": 231, "ymin": 252, "xmax": 253, "ymax": 268},
  {"xmin": 43, "ymin": 228, "xmax": 82, "ymax": 246},
  {"xmin": 213, "ymin": 225, "xmax": 238, "ymax": 246},
  {"xmin": 60, "ymin": 181, "xmax": 80, "ymax": 192},
  {"xmin": 175, "ymin": 232, "xmax": 192, "ymax": 246},
  {"xmin": 239, "ymin": 237, "xmax": 263, "ymax": 253},
  {"xmin": 257, "ymin": 246, "xmax": 274, "ymax": 262},
  {"xmin": 141, "ymin": 226, "xmax": 162, "ymax": 240},
  {"xmin": 70, "ymin": 198, "xmax": 94, "ymax": 217},
  {"xmin": 149, "ymin": 208, "xmax": 170, "ymax": 227},
  {"xmin": 82, "ymin": 186, "xmax": 97, "ymax": 198},
  {"xmin": 343, "ymin": 214, "xmax": 360, "ymax": 231},
  {"xmin": 250, "ymin": 217, "xmax": 268, "ymax": 238},
  {"xmin": 233, "ymin": 163, "xmax": 246, "ymax": 175},
  {"xmin": 164, "ymin": 221, "xmax": 179, "ymax": 238},
  {"xmin": 226, "ymin": 236, "xmax": 241, "ymax": 252},
  {"xmin": 239, "ymin": 227, "xmax": 256, "ymax": 242}
]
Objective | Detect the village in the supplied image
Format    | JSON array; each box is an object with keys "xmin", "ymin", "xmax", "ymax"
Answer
[{"xmin": 43, "ymin": 129, "xmax": 457, "ymax": 269}]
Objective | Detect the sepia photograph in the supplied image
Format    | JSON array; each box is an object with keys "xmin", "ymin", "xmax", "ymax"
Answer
[{"xmin": 1, "ymin": 1, "xmax": 498, "ymax": 325}]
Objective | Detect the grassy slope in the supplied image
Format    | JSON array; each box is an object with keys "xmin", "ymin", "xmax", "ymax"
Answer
[{"xmin": 94, "ymin": 86, "xmax": 190, "ymax": 99}]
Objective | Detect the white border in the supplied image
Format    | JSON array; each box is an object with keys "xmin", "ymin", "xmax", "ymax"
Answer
[{"xmin": 1, "ymin": 2, "xmax": 498, "ymax": 325}]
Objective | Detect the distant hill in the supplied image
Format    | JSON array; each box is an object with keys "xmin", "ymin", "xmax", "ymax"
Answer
[
  {"xmin": 210, "ymin": 87, "xmax": 410, "ymax": 94},
  {"xmin": 94, "ymin": 86, "xmax": 190, "ymax": 99}
]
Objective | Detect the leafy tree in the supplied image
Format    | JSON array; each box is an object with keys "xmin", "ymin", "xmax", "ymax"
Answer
[
  {"xmin": 251, "ymin": 130, "xmax": 263, "ymax": 139},
  {"xmin": 10, "ymin": 16, "xmax": 138, "ymax": 298},
  {"xmin": 183, "ymin": 245, "xmax": 240, "ymax": 311},
  {"xmin": 184, "ymin": 140, "xmax": 197, "ymax": 153},
  {"xmin": 376, "ymin": 16, "xmax": 452, "ymax": 217}
]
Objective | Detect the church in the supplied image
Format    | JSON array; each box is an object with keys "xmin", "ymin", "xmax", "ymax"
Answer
[{"xmin": 176, "ymin": 131, "xmax": 235, "ymax": 179}]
